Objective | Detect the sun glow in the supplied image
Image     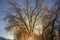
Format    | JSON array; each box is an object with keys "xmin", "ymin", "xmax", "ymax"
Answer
[
  {"xmin": 34, "ymin": 17, "xmax": 43, "ymax": 35},
  {"xmin": 5, "ymin": 35, "xmax": 14, "ymax": 40},
  {"xmin": 34, "ymin": 23, "xmax": 43, "ymax": 35}
]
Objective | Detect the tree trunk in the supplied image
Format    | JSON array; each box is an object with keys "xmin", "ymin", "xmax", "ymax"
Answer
[{"xmin": 19, "ymin": 34, "xmax": 41, "ymax": 40}]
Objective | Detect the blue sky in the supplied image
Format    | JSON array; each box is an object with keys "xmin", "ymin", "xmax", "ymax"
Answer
[
  {"xmin": 0, "ymin": 0, "xmax": 55, "ymax": 39},
  {"xmin": 0, "ymin": 0, "xmax": 14, "ymax": 39}
]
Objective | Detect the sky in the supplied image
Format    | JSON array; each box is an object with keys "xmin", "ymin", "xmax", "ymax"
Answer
[
  {"xmin": 0, "ymin": 0, "xmax": 55, "ymax": 39},
  {"xmin": 0, "ymin": 0, "xmax": 14, "ymax": 39}
]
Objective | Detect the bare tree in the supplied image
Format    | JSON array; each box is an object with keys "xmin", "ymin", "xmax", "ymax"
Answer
[
  {"xmin": 4, "ymin": 0, "xmax": 49, "ymax": 40},
  {"xmin": 5, "ymin": 0, "xmax": 60, "ymax": 40}
]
